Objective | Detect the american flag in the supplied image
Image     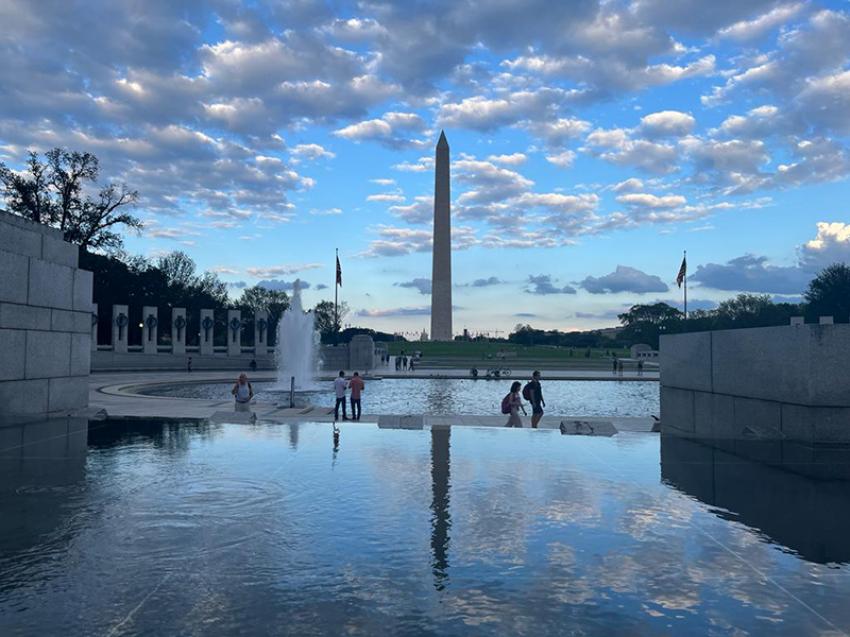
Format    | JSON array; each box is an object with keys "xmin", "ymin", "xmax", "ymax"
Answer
[
  {"xmin": 336, "ymin": 254, "xmax": 342, "ymax": 287},
  {"xmin": 676, "ymin": 254, "xmax": 687, "ymax": 288}
]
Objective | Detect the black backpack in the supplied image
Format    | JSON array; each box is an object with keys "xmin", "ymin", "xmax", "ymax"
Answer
[{"xmin": 522, "ymin": 382, "xmax": 533, "ymax": 401}]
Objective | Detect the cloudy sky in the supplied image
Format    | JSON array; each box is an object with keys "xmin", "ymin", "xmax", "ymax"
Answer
[{"xmin": 2, "ymin": 0, "xmax": 849, "ymax": 335}]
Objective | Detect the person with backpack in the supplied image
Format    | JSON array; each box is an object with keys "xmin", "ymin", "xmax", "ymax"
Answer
[
  {"xmin": 523, "ymin": 370, "xmax": 545, "ymax": 428},
  {"xmin": 502, "ymin": 381, "xmax": 526, "ymax": 427}
]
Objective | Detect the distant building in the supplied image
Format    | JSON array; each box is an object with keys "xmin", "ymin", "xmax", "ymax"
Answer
[
  {"xmin": 419, "ymin": 329, "xmax": 429, "ymax": 341},
  {"xmin": 631, "ymin": 343, "xmax": 659, "ymax": 359}
]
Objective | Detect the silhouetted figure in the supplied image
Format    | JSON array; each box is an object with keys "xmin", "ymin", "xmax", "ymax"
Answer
[
  {"xmin": 333, "ymin": 370, "xmax": 348, "ymax": 421},
  {"xmin": 612, "ymin": 358, "xmax": 617, "ymax": 375},
  {"xmin": 249, "ymin": 359, "xmax": 257, "ymax": 372},
  {"xmin": 637, "ymin": 360, "xmax": 644, "ymax": 376},
  {"xmin": 187, "ymin": 356, "xmax": 193, "ymax": 373},
  {"xmin": 349, "ymin": 371, "xmax": 364, "ymax": 421}
]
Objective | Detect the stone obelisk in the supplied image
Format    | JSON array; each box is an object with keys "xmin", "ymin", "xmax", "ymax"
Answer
[{"xmin": 430, "ymin": 130, "xmax": 452, "ymax": 341}]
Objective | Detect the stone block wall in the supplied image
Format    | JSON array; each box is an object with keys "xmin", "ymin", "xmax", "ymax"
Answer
[
  {"xmin": 660, "ymin": 325, "xmax": 850, "ymax": 443},
  {"xmin": 0, "ymin": 211, "xmax": 92, "ymax": 420}
]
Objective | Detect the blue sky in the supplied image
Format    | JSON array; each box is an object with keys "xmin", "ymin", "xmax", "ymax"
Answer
[{"xmin": 1, "ymin": 0, "xmax": 849, "ymax": 335}]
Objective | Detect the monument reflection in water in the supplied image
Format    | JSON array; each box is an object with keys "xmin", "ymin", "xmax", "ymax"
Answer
[{"xmin": 275, "ymin": 280, "xmax": 320, "ymax": 391}]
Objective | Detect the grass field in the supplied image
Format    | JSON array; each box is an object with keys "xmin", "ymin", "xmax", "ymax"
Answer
[{"xmin": 385, "ymin": 341, "xmax": 631, "ymax": 369}]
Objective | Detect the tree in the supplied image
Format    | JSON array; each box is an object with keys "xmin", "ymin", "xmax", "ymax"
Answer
[
  {"xmin": 618, "ymin": 303, "xmax": 683, "ymax": 326},
  {"xmin": 238, "ymin": 286, "xmax": 290, "ymax": 324},
  {"xmin": 156, "ymin": 251, "xmax": 199, "ymax": 289},
  {"xmin": 313, "ymin": 300, "xmax": 350, "ymax": 341},
  {"xmin": 715, "ymin": 293, "xmax": 774, "ymax": 322},
  {"xmin": 804, "ymin": 263, "xmax": 850, "ymax": 323},
  {"xmin": 0, "ymin": 148, "xmax": 141, "ymax": 251}
]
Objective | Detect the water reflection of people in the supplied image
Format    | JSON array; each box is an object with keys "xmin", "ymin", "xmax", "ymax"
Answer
[{"xmin": 430, "ymin": 426, "xmax": 451, "ymax": 591}]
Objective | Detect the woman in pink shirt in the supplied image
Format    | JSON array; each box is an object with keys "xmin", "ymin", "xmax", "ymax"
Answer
[{"xmin": 349, "ymin": 372, "xmax": 365, "ymax": 421}]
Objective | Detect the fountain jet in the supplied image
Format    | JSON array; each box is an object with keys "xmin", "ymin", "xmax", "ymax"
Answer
[{"xmin": 276, "ymin": 280, "xmax": 320, "ymax": 390}]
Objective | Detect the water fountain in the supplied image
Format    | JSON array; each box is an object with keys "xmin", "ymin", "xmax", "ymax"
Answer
[{"xmin": 276, "ymin": 280, "xmax": 320, "ymax": 391}]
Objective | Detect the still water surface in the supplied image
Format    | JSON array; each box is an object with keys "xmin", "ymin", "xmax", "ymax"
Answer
[
  {"xmin": 1, "ymin": 419, "xmax": 849, "ymax": 635},
  {"xmin": 142, "ymin": 378, "xmax": 660, "ymax": 417}
]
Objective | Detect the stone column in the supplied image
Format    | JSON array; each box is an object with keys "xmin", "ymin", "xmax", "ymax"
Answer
[
  {"xmin": 142, "ymin": 305, "xmax": 158, "ymax": 354},
  {"xmin": 199, "ymin": 309, "xmax": 215, "ymax": 355},
  {"xmin": 227, "ymin": 309, "xmax": 242, "ymax": 356},
  {"xmin": 91, "ymin": 302, "xmax": 98, "ymax": 351},
  {"xmin": 112, "ymin": 304, "xmax": 129, "ymax": 353},
  {"xmin": 172, "ymin": 308, "xmax": 187, "ymax": 355},
  {"xmin": 254, "ymin": 310, "xmax": 269, "ymax": 356}
]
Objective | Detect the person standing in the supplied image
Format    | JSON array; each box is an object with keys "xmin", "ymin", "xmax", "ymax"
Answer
[
  {"xmin": 231, "ymin": 373, "xmax": 254, "ymax": 412},
  {"xmin": 349, "ymin": 371, "xmax": 364, "ymax": 421},
  {"xmin": 612, "ymin": 357, "xmax": 617, "ymax": 375},
  {"xmin": 504, "ymin": 381, "xmax": 526, "ymax": 427},
  {"xmin": 333, "ymin": 370, "xmax": 348, "ymax": 421},
  {"xmin": 637, "ymin": 360, "xmax": 644, "ymax": 376},
  {"xmin": 187, "ymin": 356, "xmax": 193, "ymax": 373},
  {"xmin": 526, "ymin": 370, "xmax": 545, "ymax": 429}
]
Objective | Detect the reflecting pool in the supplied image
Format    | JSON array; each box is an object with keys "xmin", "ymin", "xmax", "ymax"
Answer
[
  {"xmin": 140, "ymin": 378, "xmax": 660, "ymax": 417},
  {"xmin": 1, "ymin": 418, "xmax": 849, "ymax": 636}
]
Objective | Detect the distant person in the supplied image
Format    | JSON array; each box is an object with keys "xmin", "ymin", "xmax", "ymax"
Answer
[
  {"xmin": 524, "ymin": 370, "xmax": 545, "ymax": 429},
  {"xmin": 231, "ymin": 373, "xmax": 254, "ymax": 412},
  {"xmin": 409, "ymin": 357, "xmax": 415, "ymax": 372},
  {"xmin": 502, "ymin": 381, "xmax": 526, "ymax": 427},
  {"xmin": 349, "ymin": 372, "xmax": 364, "ymax": 421},
  {"xmin": 471, "ymin": 367, "xmax": 478, "ymax": 379},
  {"xmin": 637, "ymin": 360, "xmax": 644, "ymax": 376},
  {"xmin": 334, "ymin": 370, "xmax": 348, "ymax": 421},
  {"xmin": 187, "ymin": 356, "xmax": 193, "ymax": 373},
  {"xmin": 402, "ymin": 355, "xmax": 408, "ymax": 371},
  {"xmin": 395, "ymin": 356, "xmax": 401, "ymax": 371},
  {"xmin": 612, "ymin": 358, "xmax": 617, "ymax": 375},
  {"xmin": 249, "ymin": 358, "xmax": 257, "ymax": 372}
]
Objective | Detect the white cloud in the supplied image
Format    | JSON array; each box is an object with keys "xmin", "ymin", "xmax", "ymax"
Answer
[
  {"xmin": 366, "ymin": 193, "xmax": 405, "ymax": 203},
  {"xmin": 717, "ymin": 3, "xmax": 806, "ymax": 41},
  {"xmin": 290, "ymin": 143, "xmax": 335, "ymax": 161},
  {"xmin": 580, "ymin": 265, "xmax": 670, "ymax": 294},
  {"xmin": 487, "ymin": 153, "xmax": 527, "ymax": 165},
  {"xmin": 334, "ymin": 111, "xmax": 427, "ymax": 148},
  {"xmin": 616, "ymin": 193, "xmax": 687, "ymax": 208},
  {"xmin": 800, "ymin": 222, "xmax": 850, "ymax": 268},
  {"xmin": 639, "ymin": 110, "xmax": 696, "ymax": 137},
  {"xmin": 245, "ymin": 263, "xmax": 323, "ymax": 277},
  {"xmin": 545, "ymin": 151, "xmax": 576, "ymax": 168}
]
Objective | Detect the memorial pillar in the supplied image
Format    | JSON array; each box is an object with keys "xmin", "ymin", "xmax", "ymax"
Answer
[
  {"xmin": 172, "ymin": 308, "xmax": 187, "ymax": 355},
  {"xmin": 227, "ymin": 309, "xmax": 242, "ymax": 357},
  {"xmin": 112, "ymin": 304, "xmax": 129, "ymax": 353},
  {"xmin": 254, "ymin": 310, "xmax": 269, "ymax": 356},
  {"xmin": 143, "ymin": 306, "xmax": 158, "ymax": 354},
  {"xmin": 91, "ymin": 302, "xmax": 99, "ymax": 352},
  {"xmin": 199, "ymin": 309, "xmax": 215, "ymax": 356}
]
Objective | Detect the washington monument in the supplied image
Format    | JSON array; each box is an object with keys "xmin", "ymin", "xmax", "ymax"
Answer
[{"xmin": 430, "ymin": 130, "xmax": 452, "ymax": 341}]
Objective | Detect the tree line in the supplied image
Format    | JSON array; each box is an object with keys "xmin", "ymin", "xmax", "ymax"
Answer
[{"xmin": 508, "ymin": 264, "xmax": 850, "ymax": 350}]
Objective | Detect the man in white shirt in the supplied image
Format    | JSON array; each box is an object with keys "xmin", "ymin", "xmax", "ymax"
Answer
[{"xmin": 333, "ymin": 370, "xmax": 348, "ymax": 421}]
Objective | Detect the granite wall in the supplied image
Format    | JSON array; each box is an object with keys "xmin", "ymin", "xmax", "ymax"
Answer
[
  {"xmin": 0, "ymin": 211, "xmax": 92, "ymax": 420},
  {"xmin": 660, "ymin": 324, "xmax": 850, "ymax": 443}
]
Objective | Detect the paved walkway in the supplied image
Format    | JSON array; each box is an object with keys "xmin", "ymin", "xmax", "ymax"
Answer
[{"xmin": 84, "ymin": 371, "xmax": 657, "ymax": 434}]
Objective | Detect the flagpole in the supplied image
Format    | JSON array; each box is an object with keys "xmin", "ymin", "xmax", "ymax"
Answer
[
  {"xmin": 334, "ymin": 248, "xmax": 339, "ymax": 336},
  {"xmin": 683, "ymin": 250, "xmax": 688, "ymax": 321}
]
